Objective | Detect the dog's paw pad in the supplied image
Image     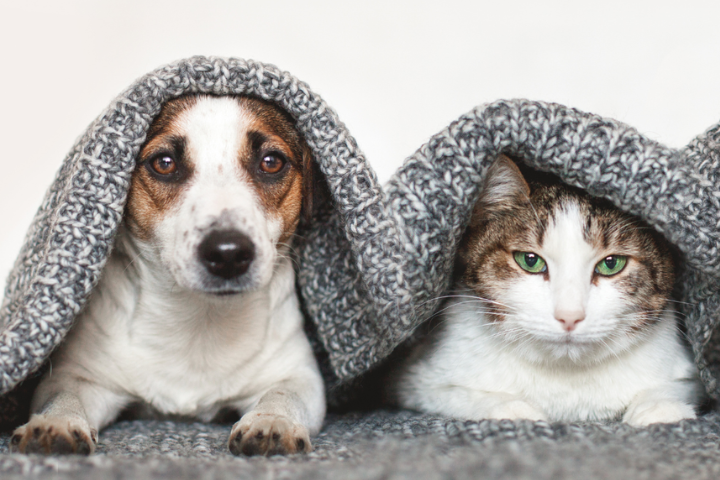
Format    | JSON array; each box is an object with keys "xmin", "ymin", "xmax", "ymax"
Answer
[
  {"xmin": 228, "ymin": 413, "xmax": 311, "ymax": 456},
  {"xmin": 11, "ymin": 415, "xmax": 96, "ymax": 455},
  {"xmin": 295, "ymin": 438, "xmax": 306, "ymax": 451},
  {"xmin": 9, "ymin": 429, "xmax": 24, "ymax": 453}
]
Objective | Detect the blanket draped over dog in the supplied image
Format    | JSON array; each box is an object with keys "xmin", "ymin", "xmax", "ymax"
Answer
[{"xmin": 1, "ymin": 56, "xmax": 720, "ymax": 479}]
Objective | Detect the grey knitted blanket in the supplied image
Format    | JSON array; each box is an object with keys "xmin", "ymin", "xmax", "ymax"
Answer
[{"xmin": 1, "ymin": 56, "xmax": 720, "ymax": 479}]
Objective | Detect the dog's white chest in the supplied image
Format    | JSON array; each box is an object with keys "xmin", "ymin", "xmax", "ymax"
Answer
[
  {"xmin": 121, "ymin": 322, "xmax": 263, "ymax": 417},
  {"xmin": 65, "ymin": 250, "xmax": 304, "ymax": 420},
  {"xmin": 122, "ymin": 283, "xmax": 298, "ymax": 417}
]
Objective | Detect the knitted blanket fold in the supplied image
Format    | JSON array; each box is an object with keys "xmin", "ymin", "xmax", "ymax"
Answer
[
  {"xmin": 301, "ymin": 98, "xmax": 720, "ymax": 403},
  {"xmin": 0, "ymin": 56, "xmax": 377, "ymax": 404},
  {"xmin": 1, "ymin": 56, "xmax": 719, "ymax": 428}
]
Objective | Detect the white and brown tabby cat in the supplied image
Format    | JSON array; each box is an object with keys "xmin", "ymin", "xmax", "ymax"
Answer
[{"xmin": 391, "ymin": 155, "xmax": 701, "ymax": 426}]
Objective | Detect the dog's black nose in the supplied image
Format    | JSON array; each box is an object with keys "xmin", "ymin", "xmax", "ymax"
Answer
[{"xmin": 198, "ymin": 230, "xmax": 255, "ymax": 279}]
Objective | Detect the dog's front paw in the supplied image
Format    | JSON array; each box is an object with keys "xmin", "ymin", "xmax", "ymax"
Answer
[
  {"xmin": 228, "ymin": 413, "xmax": 311, "ymax": 456},
  {"xmin": 623, "ymin": 400, "xmax": 696, "ymax": 427},
  {"xmin": 10, "ymin": 414, "xmax": 97, "ymax": 455}
]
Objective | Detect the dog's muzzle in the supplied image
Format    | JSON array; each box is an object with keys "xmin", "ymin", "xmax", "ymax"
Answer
[{"xmin": 198, "ymin": 230, "xmax": 255, "ymax": 280}]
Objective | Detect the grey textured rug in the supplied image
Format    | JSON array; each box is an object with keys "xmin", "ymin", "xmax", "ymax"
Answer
[
  {"xmin": 1, "ymin": 56, "xmax": 720, "ymax": 477},
  {"xmin": 2, "ymin": 412, "xmax": 720, "ymax": 479}
]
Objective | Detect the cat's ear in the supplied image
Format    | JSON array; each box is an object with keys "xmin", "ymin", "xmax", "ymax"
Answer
[{"xmin": 475, "ymin": 155, "xmax": 531, "ymax": 216}]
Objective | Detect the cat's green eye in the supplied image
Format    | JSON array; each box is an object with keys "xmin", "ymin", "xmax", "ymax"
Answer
[
  {"xmin": 595, "ymin": 255, "xmax": 628, "ymax": 276},
  {"xmin": 513, "ymin": 252, "xmax": 547, "ymax": 274}
]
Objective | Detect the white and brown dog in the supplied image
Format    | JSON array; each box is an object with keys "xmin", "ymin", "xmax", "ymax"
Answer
[{"xmin": 10, "ymin": 95, "xmax": 326, "ymax": 456}]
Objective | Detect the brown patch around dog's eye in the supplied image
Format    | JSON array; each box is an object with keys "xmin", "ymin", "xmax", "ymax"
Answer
[
  {"xmin": 125, "ymin": 96, "xmax": 197, "ymax": 240},
  {"xmin": 237, "ymin": 97, "xmax": 309, "ymax": 246}
]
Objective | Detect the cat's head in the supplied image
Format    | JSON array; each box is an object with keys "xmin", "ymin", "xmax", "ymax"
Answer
[{"xmin": 459, "ymin": 155, "xmax": 676, "ymax": 364}]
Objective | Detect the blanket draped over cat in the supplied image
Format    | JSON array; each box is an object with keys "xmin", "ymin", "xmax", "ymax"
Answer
[{"xmin": 0, "ymin": 56, "xmax": 719, "ymax": 428}]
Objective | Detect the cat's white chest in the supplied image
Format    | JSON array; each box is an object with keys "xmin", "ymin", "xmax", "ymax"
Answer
[
  {"xmin": 482, "ymin": 342, "xmax": 657, "ymax": 421},
  {"xmin": 396, "ymin": 299, "xmax": 697, "ymax": 423}
]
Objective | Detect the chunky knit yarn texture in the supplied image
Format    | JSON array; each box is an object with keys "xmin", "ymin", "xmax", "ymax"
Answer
[
  {"xmin": 2, "ymin": 411, "xmax": 720, "ymax": 480},
  {"xmin": 1, "ymin": 56, "xmax": 720, "ymax": 479},
  {"xmin": 300, "ymin": 90, "xmax": 720, "ymax": 397}
]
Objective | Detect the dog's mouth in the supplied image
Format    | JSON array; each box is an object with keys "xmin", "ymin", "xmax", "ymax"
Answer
[{"xmin": 210, "ymin": 290, "xmax": 243, "ymax": 297}]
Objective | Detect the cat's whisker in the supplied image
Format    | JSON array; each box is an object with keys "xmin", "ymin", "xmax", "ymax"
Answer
[
  {"xmin": 425, "ymin": 312, "xmax": 510, "ymax": 335},
  {"xmin": 425, "ymin": 302, "xmax": 482, "ymax": 321},
  {"xmin": 666, "ymin": 299, "xmax": 697, "ymax": 308},
  {"xmin": 676, "ymin": 328, "xmax": 694, "ymax": 344},
  {"xmin": 488, "ymin": 327, "xmax": 530, "ymax": 341},
  {"xmin": 422, "ymin": 301, "xmax": 514, "ymax": 326},
  {"xmin": 420, "ymin": 294, "xmax": 516, "ymax": 312},
  {"xmin": 613, "ymin": 311, "xmax": 668, "ymax": 323},
  {"xmin": 597, "ymin": 337, "xmax": 623, "ymax": 362}
]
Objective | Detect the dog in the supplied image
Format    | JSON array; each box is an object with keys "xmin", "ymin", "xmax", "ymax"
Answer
[{"xmin": 10, "ymin": 95, "xmax": 326, "ymax": 456}]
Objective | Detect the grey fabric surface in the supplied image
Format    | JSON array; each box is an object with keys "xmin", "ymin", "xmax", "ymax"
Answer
[
  {"xmin": 1, "ymin": 411, "xmax": 720, "ymax": 479},
  {"xmin": 1, "ymin": 56, "xmax": 720, "ymax": 477}
]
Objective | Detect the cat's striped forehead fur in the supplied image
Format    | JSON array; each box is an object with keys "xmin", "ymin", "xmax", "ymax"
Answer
[{"xmin": 459, "ymin": 155, "xmax": 675, "ymax": 330}]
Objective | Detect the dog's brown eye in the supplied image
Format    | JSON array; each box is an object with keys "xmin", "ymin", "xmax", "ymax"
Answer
[
  {"xmin": 150, "ymin": 155, "xmax": 177, "ymax": 175},
  {"xmin": 259, "ymin": 154, "xmax": 285, "ymax": 174}
]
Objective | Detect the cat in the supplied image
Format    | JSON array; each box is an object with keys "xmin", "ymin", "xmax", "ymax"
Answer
[{"xmin": 389, "ymin": 155, "xmax": 701, "ymax": 425}]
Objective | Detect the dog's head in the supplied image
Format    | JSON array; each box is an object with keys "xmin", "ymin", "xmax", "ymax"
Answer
[{"xmin": 126, "ymin": 95, "xmax": 316, "ymax": 295}]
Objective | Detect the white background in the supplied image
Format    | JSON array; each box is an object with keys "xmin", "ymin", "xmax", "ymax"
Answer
[{"xmin": 2, "ymin": 0, "xmax": 720, "ymax": 286}]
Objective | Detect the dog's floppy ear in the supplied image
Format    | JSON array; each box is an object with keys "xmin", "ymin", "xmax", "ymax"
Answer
[
  {"xmin": 301, "ymin": 143, "xmax": 317, "ymax": 223},
  {"xmin": 300, "ymin": 143, "xmax": 331, "ymax": 224}
]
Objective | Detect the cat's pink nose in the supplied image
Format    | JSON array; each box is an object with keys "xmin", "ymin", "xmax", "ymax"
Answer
[{"xmin": 554, "ymin": 309, "xmax": 585, "ymax": 332}]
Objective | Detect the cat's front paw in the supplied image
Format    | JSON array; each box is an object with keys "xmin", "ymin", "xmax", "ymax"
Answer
[
  {"xmin": 10, "ymin": 414, "xmax": 97, "ymax": 455},
  {"xmin": 623, "ymin": 400, "xmax": 696, "ymax": 427},
  {"xmin": 228, "ymin": 413, "xmax": 312, "ymax": 456},
  {"xmin": 487, "ymin": 399, "xmax": 547, "ymax": 421}
]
